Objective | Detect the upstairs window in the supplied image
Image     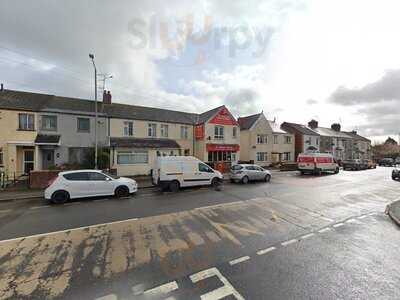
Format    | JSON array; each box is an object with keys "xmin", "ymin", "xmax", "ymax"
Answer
[
  {"xmin": 19, "ymin": 113, "xmax": 35, "ymax": 131},
  {"xmin": 124, "ymin": 121, "xmax": 134, "ymax": 136},
  {"xmin": 181, "ymin": 126, "xmax": 189, "ymax": 139},
  {"xmin": 285, "ymin": 136, "xmax": 292, "ymax": 144},
  {"xmin": 214, "ymin": 126, "xmax": 224, "ymax": 139},
  {"xmin": 77, "ymin": 118, "xmax": 90, "ymax": 132},
  {"xmin": 148, "ymin": 123, "xmax": 157, "ymax": 137},
  {"xmin": 161, "ymin": 124, "xmax": 169, "ymax": 138},
  {"xmin": 41, "ymin": 115, "xmax": 57, "ymax": 131},
  {"xmin": 274, "ymin": 135, "xmax": 278, "ymax": 144},
  {"xmin": 232, "ymin": 127, "xmax": 237, "ymax": 138},
  {"xmin": 257, "ymin": 134, "xmax": 267, "ymax": 144}
]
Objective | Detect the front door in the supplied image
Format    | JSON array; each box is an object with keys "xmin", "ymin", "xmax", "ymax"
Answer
[
  {"xmin": 23, "ymin": 150, "xmax": 34, "ymax": 174},
  {"xmin": 42, "ymin": 150, "xmax": 55, "ymax": 170}
]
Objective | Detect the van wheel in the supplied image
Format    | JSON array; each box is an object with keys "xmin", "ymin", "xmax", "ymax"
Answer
[
  {"xmin": 314, "ymin": 169, "xmax": 321, "ymax": 176},
  {"xmin": 51, "ymin": 190, "xmax": 69, "ymax": 204},
  {"xmin": 242, "ymin": 176, "xmax": 249, "ymax": 184},
  {"xmin": 264, "ymin": 174, "xmax": 271, "ymax": 182},
  {"xmin": 169, "ymin": 180, "xmax": 180, "ymax": 192},
  {"xmin": 211, "ymin": 178, "xmax": 221, "ymax": 189},
  {"xmin": 115, "ymin": 186, "xmax": 129, "ymax": 198}
]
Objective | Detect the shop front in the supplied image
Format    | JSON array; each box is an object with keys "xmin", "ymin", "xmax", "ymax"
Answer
[{"xmin": 206, "ymin": 143, "xmax": 240, "ymax": 173}]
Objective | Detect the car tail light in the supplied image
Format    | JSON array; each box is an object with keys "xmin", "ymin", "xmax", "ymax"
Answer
[{"xmin": 46, "ymin": 176, "xmax": 57, "ymax": 188}]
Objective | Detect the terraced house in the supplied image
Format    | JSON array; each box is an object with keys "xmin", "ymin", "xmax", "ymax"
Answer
[
  {"xmin": 0, "ymin": 89, "xmax": 240, "ymax": 177},
  {"xmin": 238, "ymin": 112, "xmax": 294, "ymax": 167}
]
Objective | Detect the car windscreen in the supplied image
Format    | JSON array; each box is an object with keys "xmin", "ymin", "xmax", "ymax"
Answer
[{"xmin": 231, "ymin": 165, "xmax": 243, "ymax": 170}]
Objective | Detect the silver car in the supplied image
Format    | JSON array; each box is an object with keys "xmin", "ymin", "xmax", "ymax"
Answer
[{"xmin": 230, "ymin": 164, "xmax": 271, "ymax": 184}]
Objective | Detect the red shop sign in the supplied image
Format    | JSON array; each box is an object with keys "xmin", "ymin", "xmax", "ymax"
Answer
[
  {"xmin": 195, "ymin": 124, "xmax": 205, "ymax": 139},
  {"xmin": 207, "ymin": 144, "xmax": 240, "ymax": 152}
]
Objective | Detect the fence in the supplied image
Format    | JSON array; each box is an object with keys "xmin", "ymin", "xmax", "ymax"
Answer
[{"xmin": 0, "ymin": 171, "xmax": 30, "ymax": 190}]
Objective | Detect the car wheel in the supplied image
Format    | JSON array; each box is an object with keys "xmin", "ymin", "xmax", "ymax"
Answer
[
  {"xmin": 51, "ymin": 190, "xmax": 69, "ymax": 204},
  {"xmin": 314, "ymin": 169, "xmax": 321, "ymax": 176},
  {"xmin": 169, "ymin": 180, "xmax": 180, "ymax": 192},
  {"xmin": 264, "ymin": 174, "xmax": 271, "ymax": 182},
  {"xmin": 230, "ymin": 179, "xmax": 235, "ymax": 183},
  {"xmin": 242, "ymin": 176, "xmax": 249, "ymax": 184},
  {"xmin": 335, "ymin": 168, "xmax": 339, "ymax": 174},
  {"xmin": 115, "ymin": 186, "xmax": 129, "ymax": 198}
]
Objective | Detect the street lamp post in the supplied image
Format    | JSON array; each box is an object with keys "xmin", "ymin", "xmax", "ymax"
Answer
[{"xmin": 89, "ymin": 54, "xmax": 98, "ymax": 170}]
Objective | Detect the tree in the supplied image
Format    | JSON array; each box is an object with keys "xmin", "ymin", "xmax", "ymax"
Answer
[
  {"xmin": 384, "ymin": 137, "xmax": 398, "ymax": 145},
  {"xmin": 83, "ymin": 147, "xmax": 110, "ymax": 170}
]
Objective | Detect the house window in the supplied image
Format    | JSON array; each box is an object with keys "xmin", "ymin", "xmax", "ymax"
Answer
[
  {"xmin": 161, "ymin": 124, "xmax": 169, "ymax": 138},
  {"xmin": 184, "ymin": 149, "xmax": 190, "ymax": 156},
  {"xmin": 180, "ymin": 126, "xmax": 189, "ymax": 139},
  {"xmin": 285, "ymin": 136, "xmax": 292, "ymax": 144},
  {"xmin": 232, "ymin": 127, "xmax": 237, "ymax": 138},
  {"xmin": 0, "ymin": 148, "xmax": 3, "ymax": 166},
  {"xmin": 123, "ymin": 121, "xmax": 134, "ymax": 136},
  {"xmin": 256, "ymin": 152, "xmax": 268, "ymax": 161},
  {"xmin": 316, "ymin": 138, "xmax": 319, "ymax": 145},
  {"xmin": 257, "ymin": 134, "xmax": 267, "ymax": 144},
  {"xmin": 18, "ymin": 113, "xmax": 35, "ymax": 130},
  {"xmin": 41, "ymin": 115, "xmax": 57, "ymax": 131},
  {"xmin": 117, "ymin": 151, "xmax": 149, "ymax": 164},
  {"xmin": 274, "ymin": 135, "xmax": 278, "ymax": 144},
  {"xmin": 77, "ymin": 118, "xmax": 90, "ymax": 132},
  {"xmin": 283, "ymin": 152, "xmax": 291, "ymax": 161},
  {"xmin": 214, "ymin": 126, "xmax": 224, "ymax": 139},
  {"xmin": 148, "ymin": 123, "xmax": 157, "ymax": 137}
]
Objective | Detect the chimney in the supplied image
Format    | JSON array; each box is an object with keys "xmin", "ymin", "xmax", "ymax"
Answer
[
  {"xmin": 331, "ymin": 123, "xmax": 341, "ymax": 132},
  {"xmin": 0, "ymin": 83, "xmax": 3, "ymax": 92},
  {"xmin": 308, "ymin": 119, "xmax": 318, "ymax": 129},
  {"xmin": 103, "ymin": 90, "xmax": 112, "ymax": 104},
  {"xmin": 351, "ymin": 130, "xmax": 357, "ymax": 135}
]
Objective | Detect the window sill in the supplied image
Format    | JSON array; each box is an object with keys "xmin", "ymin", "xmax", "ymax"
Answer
[
  {"xmin": 77, "ymin": 131, "xmax": 90, "ymax": 133},
  {"xmin": 17, "ymin": 129, "xmax": 35, "ymax": 132}
]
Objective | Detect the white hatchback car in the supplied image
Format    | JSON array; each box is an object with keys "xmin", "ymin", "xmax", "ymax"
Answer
[{"xmin": 45, "ymin": 170, "xmax": 138, "ymax": 204}]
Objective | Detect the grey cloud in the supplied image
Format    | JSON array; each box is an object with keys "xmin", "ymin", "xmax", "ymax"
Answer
[
  {"xmin": 306, "ymin": 98, "xmax": 318, "ymax": 105},
  {"xmin": 329, "ymin": 69, "xmax": 400, "ymax": 106},
  {"xmin": 225, "ymin": 88, "xmax": 260, "ymax": 116}
]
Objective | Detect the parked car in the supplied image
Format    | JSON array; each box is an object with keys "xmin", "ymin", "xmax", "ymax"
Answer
[
  {"xmin": 379, "ymin": 158, "xmax": 395, "ymax": 167},
  {"xmin": 297, "ymin": 153, "xmax": 339, "ymax": 175},
  {"xmin": 230, "ymin": 164, "xmax": 271, "ymax": 184},
  {"xmin": 366, "ymin": 160, "xmax": 377, "ymax": 169},
  {"xmin": 152, "ymin": 156, "xmax": 223, "ymax": 192},
  {"xmin": 395, "ymin": 157, "xmax": 400, "ymax": 165},
  {"xmin": 392, "ymin": 168, "xmax": 400, "ymax": 180},
  {"xmin": 342, "ymin": 159, "xmax": 368, "ymax": 171},
  {"xmin": 45, "ymin": 170, "xmax": 138, "ymax": 204}
]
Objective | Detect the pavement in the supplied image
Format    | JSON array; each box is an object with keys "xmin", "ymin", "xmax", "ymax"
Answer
[{"xmin": 0, "ymin": 167, "xmax": 399, "ymax": 299}]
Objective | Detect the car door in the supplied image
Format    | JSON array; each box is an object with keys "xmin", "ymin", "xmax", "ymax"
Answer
[
  {"xmin": 89, "ymin": 172, "xmax": 114, "ymax": 196},
  {"xmin": 197, "ymin": 163, "xmax": 215, "ymax": 186},
  {"xmin": 253, "ymin": 166, "xmax": 264, "ymax": 180},
  {"xmin": 244, "ymin": 166, "xmax": 256, "ymax": 180},
  {"xmin": 63, "ymin": 172, "xmax": 91, "ymax": 198}
]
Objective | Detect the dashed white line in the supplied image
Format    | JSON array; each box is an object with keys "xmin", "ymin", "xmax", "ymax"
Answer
[
  {"xmin": 229, "ymin": 256, "xmax": 250, "ymax": 266},
  {"xmin": 0, "ymin": 209, "xmax": 12, "ymax": 214},
  {"xmin": 358, "ymin": 215, "xmax": 367, "ymax": 219},
  {"xmin": 30, "ymin": 205, "xmax": 51, "ymax": 210},
  {"xmin": 95, "ymin": 294, "xmax": 117, "ymax": 300},
  {"xmin": 257, "ymin": 246, "xmax": 276, "ymax": 255},
  {"xmin": 318, "ymin": 228, "xmax": 331, "ymax": 233},
  {"xmin": 333, "ymin": 223, "xmax": 344, "ymax": 228},
  {"xmin": 345, "ymin": 218, "xmax": 356, "ymax": 223},
  {"xmin": 281, "ymin": 239, "xmax": 297, "ymax": 246},
  {"xmin": 143, "ymin": 281, "xmax": 178, "ymax": 296},
  {"xmin": 300, "ymin": 233, "xmax": 315, "ymax": 240}
]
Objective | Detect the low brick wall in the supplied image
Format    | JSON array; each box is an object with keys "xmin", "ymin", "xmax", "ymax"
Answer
[{"xmin": 30, "ymin": 170, "xmax": 60, "ymax": 189}]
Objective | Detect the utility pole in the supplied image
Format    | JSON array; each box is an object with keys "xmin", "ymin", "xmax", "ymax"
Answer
[{"xmin": 89, "ymin": 54, "xmax": 98, "ymax": 170}]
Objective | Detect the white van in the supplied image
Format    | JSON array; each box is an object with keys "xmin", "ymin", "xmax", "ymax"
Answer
[
  {"xmin": 152, "ymin": 156, "xmax": 223, "ymax": 192},
  {"xmin": 297, "ymin": 153, "xmax": 339, "ymax": 175}
]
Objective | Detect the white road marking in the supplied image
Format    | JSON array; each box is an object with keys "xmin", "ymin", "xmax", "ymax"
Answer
[
  {"xmin": 143, "ymin": 281, "xmax": 178, "ymax": 296},
  {"xmin": 300, "ymin": 233, "xmax": 315, "ymax": 240},
  {"xmin": 95, "ymin": 294, "xmax": 117, "ymax": 300},
  {"xmin": 0, "ymin": 217, "xmax": 139, "ymax": 244},
  {"xmin": 318, "ymin": 228, "xmax": 331, "ymax": 233},
  {"xmin": 190, "ymin": 267, "xmax": 244, "ymax": 300},
  {"xmin": 333, "ymin": 223, "xmax": 344, "ymax": 228},
  {"xmin": 368, "ymin": 212, "xmax": 377, "ymax": 216},
  {"xmin": 358, "ymin": 215, "xmax": 367, "ymax": 219},
  {"xmin": 30, "ymin": 205, "xmax": 51, "ymax": 210},
  {"xmin": 229, "ymin": 256, "xmax": 250, "ymax": 266},
  {"xmin": 345, "ymin": 219, "xmax": 356, "ymax": 223},
  {"xmin": 281, "ymin": 239, "xmax": 297, "ymax": 246},
  {"xmin": 0, "ymin": 209, "xmax": 12, "ymax": 214},
  {"xmin": 257, "ymin": 246, "xmax": 276, "ymax": 255}
]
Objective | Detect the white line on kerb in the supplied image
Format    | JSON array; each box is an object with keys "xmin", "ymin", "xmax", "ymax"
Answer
[
  {"xmin": 0, "ymin": 217, "xmax": 139, "ymax": 244},
  {"xmin": 300, "ymin": 233, "xmax": 315, "ymax": 240},
  {"xmin": 144, "ymin": 281, "xmax": 178, "ymax": 296},
  {"xmin": 318, "ymin": 228, "xmax": 331, "ymax": 233},
  {"xmin": 333, "ymin": 223, "xmax": 344, "ymax": 228},
  {"xmin": 257, "ymin": 247, "xmax": 276, "ymax": 255},
  {"xmin": 95, "ymin": 294, "xmax": 117, "ymax": 300},
  {"xmin": 281, "ymin": 239, "xmax": 297, "ymax": 246},
  {"xmin": 229, "ymin": 256, "xmax": 250, "ymax": 266},
  {"xmin": 358, "ymin": 215, "xmax": 367, "ymax": 219}
]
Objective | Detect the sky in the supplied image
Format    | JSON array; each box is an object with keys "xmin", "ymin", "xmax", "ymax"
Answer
[{"xmin": 1, "ymin": 0, "xmax": 400, "ymax": 143}]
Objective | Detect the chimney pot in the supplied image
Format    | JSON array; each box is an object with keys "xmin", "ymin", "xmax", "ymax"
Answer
[
  {"xmin": 308, "ymin": 119, "xmax": 318, "ymax": 129},
  {"xmin": 103, "ymin": 90, "xmax": 112, "ymax": 104}
]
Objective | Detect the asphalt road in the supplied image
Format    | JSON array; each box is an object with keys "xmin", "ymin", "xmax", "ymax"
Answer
[{"xmin": 0, "ymin": 167, "xmax": 399, "ymax": 299}]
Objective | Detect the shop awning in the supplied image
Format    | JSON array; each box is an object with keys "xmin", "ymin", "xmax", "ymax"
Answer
[
  {"xmin": 110, "ymin": 137, "xmax": 181, "ymax": 149},
  {"xmin": 206, "ymin": 144, "xmax": 240, "ymax": 152},
  {"xmin": 35, "ymin": 134, "xmax": 61, "ymax": 145}
]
